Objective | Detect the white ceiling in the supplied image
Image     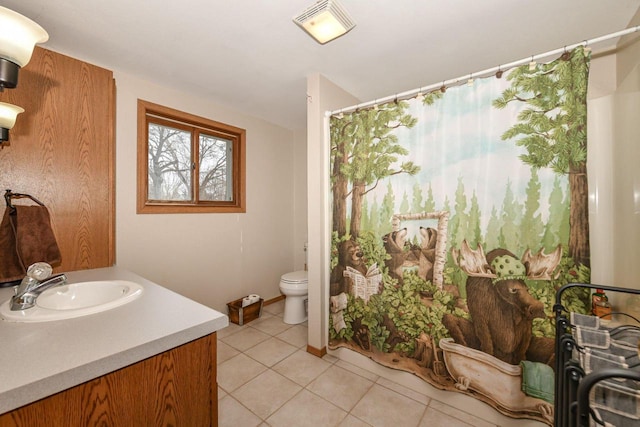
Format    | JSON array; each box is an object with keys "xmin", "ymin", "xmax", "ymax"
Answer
[{"xmin": 3, "ymin": 0, "xmax": 640, "ymax": 130}]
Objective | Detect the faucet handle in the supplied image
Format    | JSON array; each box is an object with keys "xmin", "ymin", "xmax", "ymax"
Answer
[{"xmin": 26, "ymin": 262, "xmax": 53, "ymax": 281}]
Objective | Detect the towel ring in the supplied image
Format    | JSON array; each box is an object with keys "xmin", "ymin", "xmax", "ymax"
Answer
[{"xmin": 4, "ymin": 189, "xmax": 45, "ymax": 212}]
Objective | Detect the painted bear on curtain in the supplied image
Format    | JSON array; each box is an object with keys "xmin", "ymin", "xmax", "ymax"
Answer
[{"xmin": 328, "ymin": 47, "xmax": 592, "ymax": 425}]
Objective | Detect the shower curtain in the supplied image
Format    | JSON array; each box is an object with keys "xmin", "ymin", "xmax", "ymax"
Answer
[{"xmin": 328, "ymin": 46, "xmax": 591, "ymax": 425}]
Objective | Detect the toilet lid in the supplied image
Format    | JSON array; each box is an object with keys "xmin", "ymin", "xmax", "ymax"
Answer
[{"xmin": 281, "ymin": 270, "xmax": 308, "ymax": 283}]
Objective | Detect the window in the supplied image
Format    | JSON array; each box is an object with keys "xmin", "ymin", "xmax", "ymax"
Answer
[{"xmin": 137, "ymin": 100, "xmax": 245, "ymax": 213}]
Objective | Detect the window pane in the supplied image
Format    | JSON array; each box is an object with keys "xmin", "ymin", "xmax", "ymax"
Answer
[
  {"xmin": 147, "ymin": 123, "xmax": 192, "ymax": 201},
  {"xmin": 199, "ymin": 133, "xmax": 232, "ymax": 201}
]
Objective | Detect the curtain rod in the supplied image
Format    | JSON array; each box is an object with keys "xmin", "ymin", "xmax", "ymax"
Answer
[{"xmin": 328, "ymin": 25, "xmax": 640, "ymax": 116}]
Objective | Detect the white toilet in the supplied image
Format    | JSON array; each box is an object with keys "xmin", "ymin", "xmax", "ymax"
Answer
[{"xmin": 279, "ymin": 270, "xmax": 308, "ymax": 324}]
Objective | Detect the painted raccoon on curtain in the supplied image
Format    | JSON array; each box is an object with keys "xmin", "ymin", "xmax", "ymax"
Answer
[{"xmin": 328, "ymin": 47, "xmax": 591, "ymax": 425}]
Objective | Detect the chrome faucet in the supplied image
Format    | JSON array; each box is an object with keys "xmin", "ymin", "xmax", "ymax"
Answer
[{"xmin": 10, "ymin": 262, "xmax": 67, "ymax": 311}]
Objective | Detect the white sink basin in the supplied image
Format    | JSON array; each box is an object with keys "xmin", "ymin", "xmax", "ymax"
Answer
[{"xmin": 0, "ymin": 280, "xmax": 144, "ymax": 322}]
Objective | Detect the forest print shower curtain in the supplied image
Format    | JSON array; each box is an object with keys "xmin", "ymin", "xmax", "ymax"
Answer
[{"xmin": 328, "ymin": 47, "xmax": 591, "ymax": 424}]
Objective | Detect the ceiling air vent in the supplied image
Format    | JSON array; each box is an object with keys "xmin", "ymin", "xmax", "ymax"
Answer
[{"xmin": 293, "ymin": 0, "xmax": 356, "ymax": 44}]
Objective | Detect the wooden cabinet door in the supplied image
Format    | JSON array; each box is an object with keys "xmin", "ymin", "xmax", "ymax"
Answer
[{"xmin": 0, "ymin": 334, "xmax": 218, "ymax": 427}]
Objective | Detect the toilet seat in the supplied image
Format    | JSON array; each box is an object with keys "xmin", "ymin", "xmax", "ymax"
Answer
[
  {"xmin": 280, "ymin": 270, "xmax": 308, "ymax": 284},
  {"xmin": 279, "ymin": 271, "xmax": 308, "ymax": 294}
]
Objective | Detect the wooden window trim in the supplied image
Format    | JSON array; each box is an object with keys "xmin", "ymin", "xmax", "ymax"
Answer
[{"xmin": 137, "ymin": 99, "xmax": 246, "ymax": 214}]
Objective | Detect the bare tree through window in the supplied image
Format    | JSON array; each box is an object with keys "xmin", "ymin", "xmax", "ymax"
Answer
[
  {"xmin": 199, "ymin": 133, "xmax": 232, "ymax": 201},
  {"xmin": 148, "ymin": 123, "xmax": 191, "ymax": 201}
]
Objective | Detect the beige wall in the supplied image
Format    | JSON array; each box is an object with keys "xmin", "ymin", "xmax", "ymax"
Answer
[
  {"xmin": 617, "ymin": 8, "xmax": 640, "ymax": 88},
  {"xmin": 612, "ymin": 2, "xmax": 640, "ymax": 293},
  {"xmin": 306, "ymin": 73, "xmax": 359, "ymax": 351},
  {"xmin": 587, "ymin": 53, "xmax": 617, "ymax": 284},
  {"xmin": 612, "ymin": 84, "xmax": 640, "ymax": 290},
  {"xmin": 114, "ymin": 71, "xmax": 299, "ymax": 313},
  {"xmin": 293, "ymin": 128, "xmax": 308, "ymax": 271},
  {"xmin": 611, "ymin": 59, "xmax": 640, "ymax": 289},
  {"xmin": 614, "ymin": 10, "xmax": 640, "ymax": 290},
  {"xmin": 589, "ymin": 31, "xmax": 640, "ymax": 292}
]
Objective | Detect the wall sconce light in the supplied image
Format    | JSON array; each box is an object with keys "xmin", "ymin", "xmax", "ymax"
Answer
[
  {"xmin": 293, "ymin": 0, "xmax": 356, "ymax": 44},
  {"xmin": 0, "ymin": 6, "xmax": 49, "ymax": 91},
  {"xmin": 0, "ymin": 102, "xmax": 24, "ymax": 142}
]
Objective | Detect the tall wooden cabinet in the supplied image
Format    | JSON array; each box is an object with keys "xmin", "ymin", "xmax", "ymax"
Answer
[{"xmin": 0, "ymin": 46, "xmax": 115, "ymax": 272}]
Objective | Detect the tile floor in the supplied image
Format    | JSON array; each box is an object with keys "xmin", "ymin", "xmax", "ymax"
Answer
[{"xmin": 217, "ymin": 299, "xmax": 498, "ymax": 427}]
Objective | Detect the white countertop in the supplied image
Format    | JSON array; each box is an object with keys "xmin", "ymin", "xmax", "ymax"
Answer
[{"xmin": 0, "ymin": 266, "xmax": 228, "ymax": 414}]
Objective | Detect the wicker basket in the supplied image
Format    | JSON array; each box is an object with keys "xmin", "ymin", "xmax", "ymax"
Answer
[{"xmin": 227, "ymin": 297, "xmax": 264, "ymax": 325}]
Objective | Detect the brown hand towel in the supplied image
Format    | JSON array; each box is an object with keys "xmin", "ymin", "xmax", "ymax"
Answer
[
  {"xmin": 0, "ymin": 205, "xmax": 62, "ymax": 285},
  {"xmin": 0, "ymin": 208, "xmax": 23, "ymax": 284},
  {"xmin": 12, "ymin": 205, "xmax": 62, "ymax": 269}
]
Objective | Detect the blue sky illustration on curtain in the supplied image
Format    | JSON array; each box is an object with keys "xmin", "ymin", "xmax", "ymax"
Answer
[
  {"xmin": 378, "ymin": 76, "xmax": 562, "ymax": 234},
  {"xmin": 328, "ymin": 46, "xmax": 591, "ymax": 425}
]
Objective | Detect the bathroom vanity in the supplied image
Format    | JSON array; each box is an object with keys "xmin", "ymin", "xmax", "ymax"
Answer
[{"xmin": 0, "ymin": 267, "xmax": 228, "ymax": 426}]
